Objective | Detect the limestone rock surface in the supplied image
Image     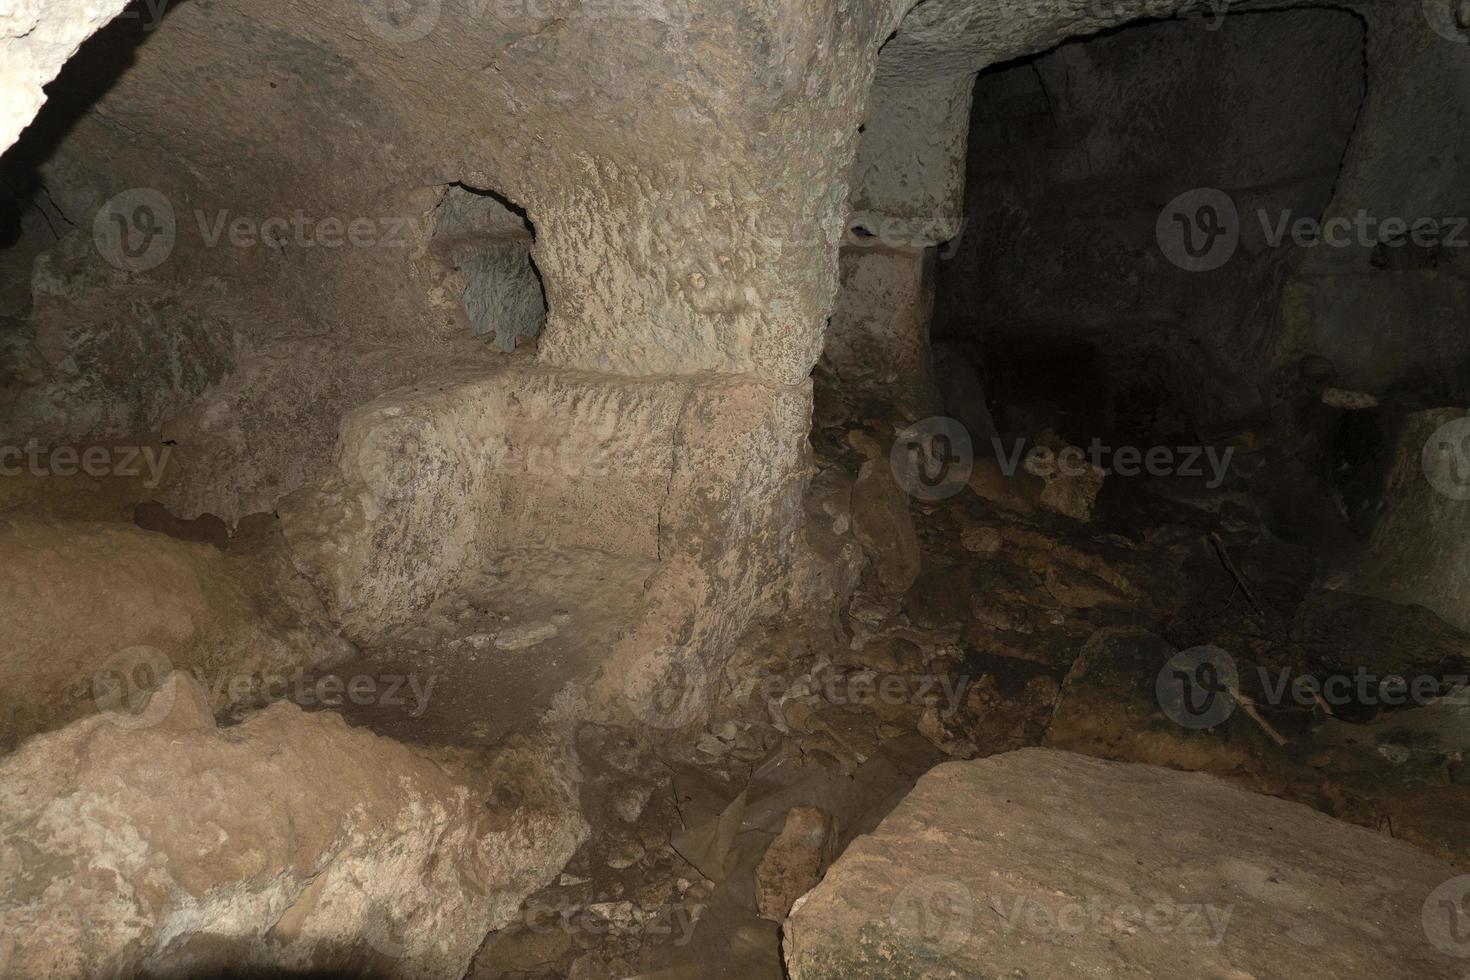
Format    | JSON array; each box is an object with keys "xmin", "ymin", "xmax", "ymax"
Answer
[
  {"xmin": 0, "ymin": 673, "xmax": 587, "ymax": 979},
  {"xmin": 785, "ymin": 748, "xmax": 1467, "ymax": 979},
  {"xmin": 0, "ymin": 516, "xmax": 350, "ymax": 750}
]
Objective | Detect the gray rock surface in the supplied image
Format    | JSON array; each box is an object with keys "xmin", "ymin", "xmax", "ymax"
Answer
[
  {"xmin": 821, "ymin": 244, "xmax": 941, "ymax": 417},
  {"xmin": 1358, "ymin": 408, "xmax": 1470, "ymax": 632}
]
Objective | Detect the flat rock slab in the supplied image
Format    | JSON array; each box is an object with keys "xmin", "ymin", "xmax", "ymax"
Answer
[{"xmin": 785, "ymin": 748, "xmax": 1468, "ymax": 979}]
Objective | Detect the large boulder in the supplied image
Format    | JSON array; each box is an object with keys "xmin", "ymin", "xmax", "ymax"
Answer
[
  {"xmin": 0, "ymin": 516, "xmax": 350, "ymax": 750},
  {"xmin": 281, "ymin": 362, "xmax": 811, "ymax": 734},
  {"xmin": 282, "ymin": 364, "xmax": 808, "ymax": 642},
  {"xmin": 785, "ymin": 748, "xmax": 1467, "ymax": 979},
  {"xmin": 0, "ymin": 673, "xmax": 587, "ymax": 978}
]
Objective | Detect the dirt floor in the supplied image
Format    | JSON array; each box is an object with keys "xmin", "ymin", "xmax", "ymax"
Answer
[
  {"xmin": 3, "ymin": 376, "xmax": 1464, "ymax": 979},
  {"xmin": 437, "ymin": 382, "xmax": 1470, "ymax": 978}
]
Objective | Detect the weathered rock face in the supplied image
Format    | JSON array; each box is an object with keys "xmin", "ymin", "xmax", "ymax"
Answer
[
  {"xmin": 787, "ymin": 463, "xmax": 866, "ymax": 618},
  {"xmin": 821, "ymin": 244, "xmax": 940, "ymax": 417},
  {"xmin": 0, "ymin": 0, "xmax": 924, "ymax": 529},
  {"xmin": 281, "ymin": 364, "xmax": 810, "ymax": 643},
  {"xmin": 755, "ymin": 806, "xmax": 831, "ymax": 922},
  {"xmin": 0, "ymin": 516, "xmax": 351, "ymax": 750},
  {"xmin": 3, "ymin": 0, "xmax": 1269, "ymax": 532},
  {"xmin": 157, "ymin": 333, "xmax": 466, "ymax": 526},
  {"xmin": 784, "ymin": 748, "xmax": 1468, "ymax": 979},
  {"xmin": 0, "ymin": 673, "xmax": 588, "ymax": 979},
  {"xmin": 1282, "ymin": 3, "xmax": 1470, "ymax": 411},
  {"xmin": 855, "ymin": 0, "xmax": 1208, "ymax": 252},
  {"xmin": 1354, "ymin": 408, "xmax": 1470, "ymax": 632},
  {"xmin": 279, "ymin": 362, "xmax": 810, "ymax": 734}
]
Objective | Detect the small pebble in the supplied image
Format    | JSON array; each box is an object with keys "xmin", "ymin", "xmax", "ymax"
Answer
[
  {"xmin": 494, "ymin": 621, "xmax": 559, "ymax": 650},
  {"xmin": 607, "ymin": 838, "xmax": 646, "ymax": 870}
]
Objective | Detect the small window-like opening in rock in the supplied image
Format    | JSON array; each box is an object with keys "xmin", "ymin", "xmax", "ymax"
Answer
[{"xmin": 429, "ymin": 183, "xmax": 546, "ymax": 352}]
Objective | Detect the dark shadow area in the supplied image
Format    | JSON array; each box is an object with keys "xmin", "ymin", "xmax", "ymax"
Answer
[
  {"xmin": 934, "ymin": 7, "xmax": 1368, "ymax": 451},
  {"xmin": 1, "ymin": 0, "xmax": 194, "ymax": 237}
]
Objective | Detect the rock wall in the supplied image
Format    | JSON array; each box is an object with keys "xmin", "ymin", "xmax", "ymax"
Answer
[
  {"xmin": 929, "ymin": 7, "xmax": 1366, "ymax": 442},
  {"xmin": 1280, "ymin": 2, "xmax": 1470, "ymax": 407},
  {"xmin": 820, "ymin": 243, "xmax": 940, "ymax": 417},
  {"xmin": 1355, "ymin": 408, "xmax": 1470, "ymax": 632},
  {"xmin": 0, "ymin": 0, "xmax": 926, "ymax": 738}
]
